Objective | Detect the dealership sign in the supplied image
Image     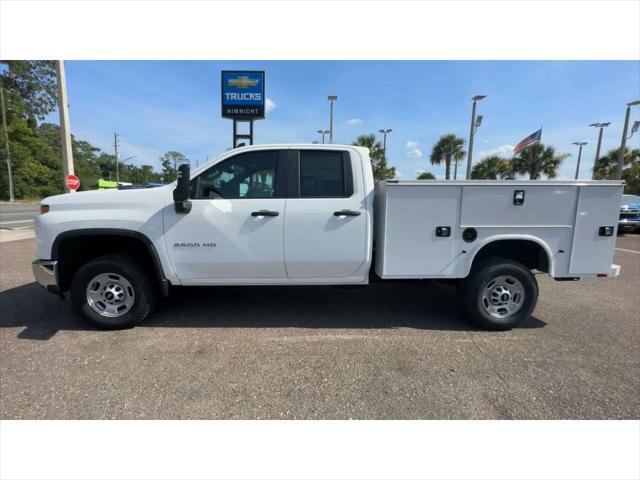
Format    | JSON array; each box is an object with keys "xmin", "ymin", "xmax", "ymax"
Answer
[{"xmin": 221, "ymin": 71, "xmax": 265, "ymax": 119}]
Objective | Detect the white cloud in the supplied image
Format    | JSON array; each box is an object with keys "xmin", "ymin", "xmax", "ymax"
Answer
[
  {"xmin": 406, "ymin": 148, "xmax": 423, "ymax": 159},
  {"xmin": 405, "ymin": 140, "xmax": 423, "ymax": 159},
  {"xmin": 265, "ymin": 98, "xmax": 276, "ymax": 113},
  {"xmin": 395, "ymin": 170, "xmax": 402, "ymax": 178},
  {"xmin": 346, "ymin": 118, "xmax": 362, "ymax": 126},
  {"xmin": 477, "ymin": 144, "xmax": 514, "ymax": 159},
  {"xmin": 415, "ymin": 168, "xmax": 425, "ymax": 175}
]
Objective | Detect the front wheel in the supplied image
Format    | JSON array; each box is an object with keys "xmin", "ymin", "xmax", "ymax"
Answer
[
  {"xmin": 71, "ymin": 254, "xmax": 156, "ymax": 329},
  {"xmin": 459, "ymin": 257, "xmax": 538, "ymax": 330}
]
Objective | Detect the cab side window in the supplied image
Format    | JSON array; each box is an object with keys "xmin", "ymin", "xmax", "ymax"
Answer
[
  {"xmin": 298, "ymin": 150, "xmax": 352, "ymax": 198},
  {"xmin": 191, "ymin": 150, "xmax": 280, "ymax": 199}
]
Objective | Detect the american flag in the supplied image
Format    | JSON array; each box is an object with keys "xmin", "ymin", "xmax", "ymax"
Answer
[{"xmin": 513, "ymin": 128, "xmax": 542, "ymax": 155}]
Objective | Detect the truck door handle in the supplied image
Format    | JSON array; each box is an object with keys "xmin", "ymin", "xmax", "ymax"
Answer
[
  {"xmin": 333, "ymin": 209, "xmax": 361, "ymax": 217},
  {"xmin": 251, "ymin": 210, "xmax": 279, "ymax": 217}
]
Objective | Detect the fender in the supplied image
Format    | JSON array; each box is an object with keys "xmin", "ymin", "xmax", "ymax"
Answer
[
  {"xmin": 463, "ymin": 234, "xmax": 555, "ymax": 277},
  {"xmin": 51, "ymin": 228, "xmax": 171, "ymax": 297}
]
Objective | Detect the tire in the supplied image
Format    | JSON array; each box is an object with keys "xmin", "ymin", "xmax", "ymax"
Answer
[
  {"xmin": 71, "ymin": 254, "xmax": 156, "ymax": 329},
  {"xmin": 459, "ymin": 257, "xmax": 538, "ymax": 331}
]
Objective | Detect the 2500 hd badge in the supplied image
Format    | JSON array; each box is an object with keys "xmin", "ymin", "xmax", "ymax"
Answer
[{"xmin": 173, "ymin": 242, "xmax": 217, "ymax": 248}]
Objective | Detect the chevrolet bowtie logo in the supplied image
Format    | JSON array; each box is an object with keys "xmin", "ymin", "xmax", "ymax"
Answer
[{"xmin": 227, "ymin": 76, "xmax": 259, "ymax": 88}]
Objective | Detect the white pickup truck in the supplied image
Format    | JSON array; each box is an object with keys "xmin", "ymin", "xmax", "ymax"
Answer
[{"xmin": 33, "ymin": 144, "xmax": 623, "ymax": 330}]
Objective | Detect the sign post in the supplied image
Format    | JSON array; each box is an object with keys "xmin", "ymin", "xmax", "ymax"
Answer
[
  {"xmin": 56, "ymin": 60, "xmax": 75, "ymax": 192},
  {"xmin": 221, "ymin": 71, "xmax": 265, "ymax": 147}
]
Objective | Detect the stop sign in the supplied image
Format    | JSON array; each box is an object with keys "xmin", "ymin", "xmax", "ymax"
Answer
[{"xmin": 65, "ymin": 174, "xmax": 80, "ymax": 191}]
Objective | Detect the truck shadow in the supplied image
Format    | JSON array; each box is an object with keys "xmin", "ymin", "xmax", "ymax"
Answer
[{"xmin": 0, "ymin": 281, "xmax": 546, "ymax": 340}]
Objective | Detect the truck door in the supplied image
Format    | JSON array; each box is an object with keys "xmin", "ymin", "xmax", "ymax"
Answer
[
  {"xmin": 163, "ymin": 149, "xmax": 288, "ymax": 281},
  {"xmin": 283, "ymin": 149, "xmax": 368, "ymax": 278}
]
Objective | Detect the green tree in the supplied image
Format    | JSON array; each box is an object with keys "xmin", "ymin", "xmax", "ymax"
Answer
[
  {"xmin": 0, "ymin": 60, "xmax": 58, "ymax": 120},
  {"xmin": 352, "ymin": 134, "xmax": 396, "ymax": 180},
  {"xmin": 511, "ymin": 143, "xmax": 568, "ymax": 180},
  {"xmin": 93, "ymin": 153, "xmax": 117, "ymax": 180},
  {"xmin": 593, "ymin": 147, "xmax": 640, "ymax": 189},
  {"xmin": 429, "ymin": 134, "xmax": 466, "ymax": 180},
  {"xmin": 159, "ymin": 151, "xmax": 189, "ymax": 182},
  {"xmin": 624, "ymin": 162, "xmax": 640, "ymax": 194},
  {"xmin": 37, "ymin": 123, "xmax": 101, "ymax": 190},
  {"xmin": 470, "ymin": 155, "xmax": 515, "ymax": 180},
  {"xmin": 417, "ymin": 171, "xmax": 436, "ymax": 180}
]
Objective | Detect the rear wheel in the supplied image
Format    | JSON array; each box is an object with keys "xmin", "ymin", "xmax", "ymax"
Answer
[
  {"xmin": 460, "ymin": 257, "xmax": 538, "ymax": 330},
  {"xmin": 71, "ymin": 254, "xmax": 156, "ymax": 329}
]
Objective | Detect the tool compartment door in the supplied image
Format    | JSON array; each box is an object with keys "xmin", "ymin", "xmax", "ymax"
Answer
[
  {"xmin": 569, "ymin": 186, "xmax": 623, "ymax": 275},
  {"xmin": 378, "ymin": 185, "xmax": 461, "ymax": 277}
]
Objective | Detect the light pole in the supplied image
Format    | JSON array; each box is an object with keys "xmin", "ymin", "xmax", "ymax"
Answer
[
  {"xmin": 327, "ymin": 95, "xmax": 337, "ymax": 143},
  {"xmin": 588, "ymin": 122, "xmax": 610, "ymax": 179},
  {"xmin": 317, "ymin": 129, "xmax": 329, "ymax": 144},
  {"xmin": 572, "ymin": 141, "xmax": 588, "ymax": 180},
  {"xmin": 466, "ymin": 95, "xmax": 486, "ymax": 179},
  {"xmin": 378, "ymin": 129, "xmax": 392, "ymax": 160},
  {"xmin": 617, "ymin": 100, "xmax": 640, "ymax": 180}
]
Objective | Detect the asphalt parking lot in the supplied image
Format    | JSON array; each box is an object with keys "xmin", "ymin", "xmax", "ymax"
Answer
[{"xmin": 1, "ymin": 235, "xmax": 638, "ymax": 419}]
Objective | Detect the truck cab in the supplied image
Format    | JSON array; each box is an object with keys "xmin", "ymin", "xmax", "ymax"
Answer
[{"xmin": 164, "ymin": 145, "xmax": 374, "ymax": 284}]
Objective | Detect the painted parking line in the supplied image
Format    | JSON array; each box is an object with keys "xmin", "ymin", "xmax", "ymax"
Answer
[
  {"xmin": 0, "ymin": 212, "xmax": 39, "ymax": 217},
  {"xmin": 0, "ymin": 219, "xmax": 34, "ymax": 225},
  {"xmin": 615, "ymin": 247, "xmax": 640, "ymax": 255}
]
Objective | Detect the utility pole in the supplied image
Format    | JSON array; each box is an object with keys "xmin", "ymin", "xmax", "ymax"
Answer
[
  {"xmin": 114, "ymin": 132, "xmax": 120, "ymax": 186},
  {"xmin": 589, "ymin": 122, "xmax": 610, "ymax": 179},
  {"xmin": 0, "ymin": 87, "xmax": 14, "ymax": 202},
  {"xmin": 378, "ymin": 129, "xmax": 392, "ymax": 160},
  {"xmin": 466, "ymin": 95, "xmax": 486, "ymax": 179},
  {"xmin": 327, "ymin": 96, "xmax": 337, "ymax": 144},
  {"xmin": 572, "ymin": 141, "xmax": 588, "ymax": 180},
  {"xmin": 55, "ymin": 60, "xmax": 75, "ymax": 192},
  {"xmin": 618, "ymin": 100, "xmax": 640, "ymax": 180}
]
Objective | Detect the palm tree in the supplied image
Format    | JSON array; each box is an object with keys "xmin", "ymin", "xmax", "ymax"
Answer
[
  {"xmin": 593, "ymin": 147, "xmax": 640, "ymax": 180},
  {"xmin": 470, "ymin": 155, "xmax": 515, "ymax": 180},
  {"xmin": 511, "ymin": 143, "xmax": 568, "ymax": 180},
  {"xmin": 429, "ymin": 134, "xmax": 466, "ymax": 180},
  {"xmin": 353, "ymin": 134, "xmax": 396, "ymax": 180},
  {"xmin": 417, "ymin": 171, "xmax": 436, "ymax": 180}
]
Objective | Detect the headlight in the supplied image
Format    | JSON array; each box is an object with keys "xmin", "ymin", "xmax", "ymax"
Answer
[{"xmin": 40, "ymin": 205, "xmax": 50, "ymax": 214}]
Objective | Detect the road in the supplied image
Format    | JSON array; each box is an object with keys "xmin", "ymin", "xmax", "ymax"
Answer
[
  {"xmin": 0, "ymin": 202, "xmax": 39, "ymax": 229},
  {"xmin": 1, "ymin": 235, "xmax": 638, "ymax": 419}
]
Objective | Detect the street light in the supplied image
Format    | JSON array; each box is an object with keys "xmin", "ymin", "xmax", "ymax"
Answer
[
  {"xmin": 378, "ymin": 128, "xmax": 392, "ymax": 159},
  {"xmin": 588, "ymin": 122, "xmax": 611, "ymax": 179},
  {"xmin": 572, "ymin": 141, "xmax": 588, "ymax": 180},
  {"xmin": 327, "ymin": 95, "xmax": 338, "ymax": 144},
  {"xmin": 317, "ymin": 129, "xmax": 329, "ymax": 144},
  {"xmin": 466, "ymin": 95, "xmax": 486, "ymax": 179},
  {"xmin": 618, "ymin": 100, "xmax": 640, "ymax": 179}
]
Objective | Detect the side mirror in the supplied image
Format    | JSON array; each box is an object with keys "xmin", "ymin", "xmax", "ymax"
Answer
[{"xmin": 173, "ymin": 163, "xmax": 192, "ymax": 214}]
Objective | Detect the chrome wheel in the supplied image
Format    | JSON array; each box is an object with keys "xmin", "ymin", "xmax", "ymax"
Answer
[
  {"xmin": 481, "ymin": 275, "xmax": 525, "ymax": 319},
  {"xmin": 85, "ymin": 273, "xmax": 135, "ymax": 318}
]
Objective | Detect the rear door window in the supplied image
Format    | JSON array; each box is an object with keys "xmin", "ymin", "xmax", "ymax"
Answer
[{"xmin": 299, "ymin": 150, "xmax": 351, "ymax": 198}]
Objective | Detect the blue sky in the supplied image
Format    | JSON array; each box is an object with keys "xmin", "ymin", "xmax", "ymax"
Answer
[{"xmin": 46, "ymin": 60, "xmax": 639, "ymax": 179}]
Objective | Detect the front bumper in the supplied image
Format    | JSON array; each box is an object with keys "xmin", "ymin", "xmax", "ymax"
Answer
[
  {"xmin": 32, "ymin": 260, "xmax": 59, "ymax": 293},
  {"xmin": 618, "ymin": 218, "xmax": 640, "ymax": 230}
]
